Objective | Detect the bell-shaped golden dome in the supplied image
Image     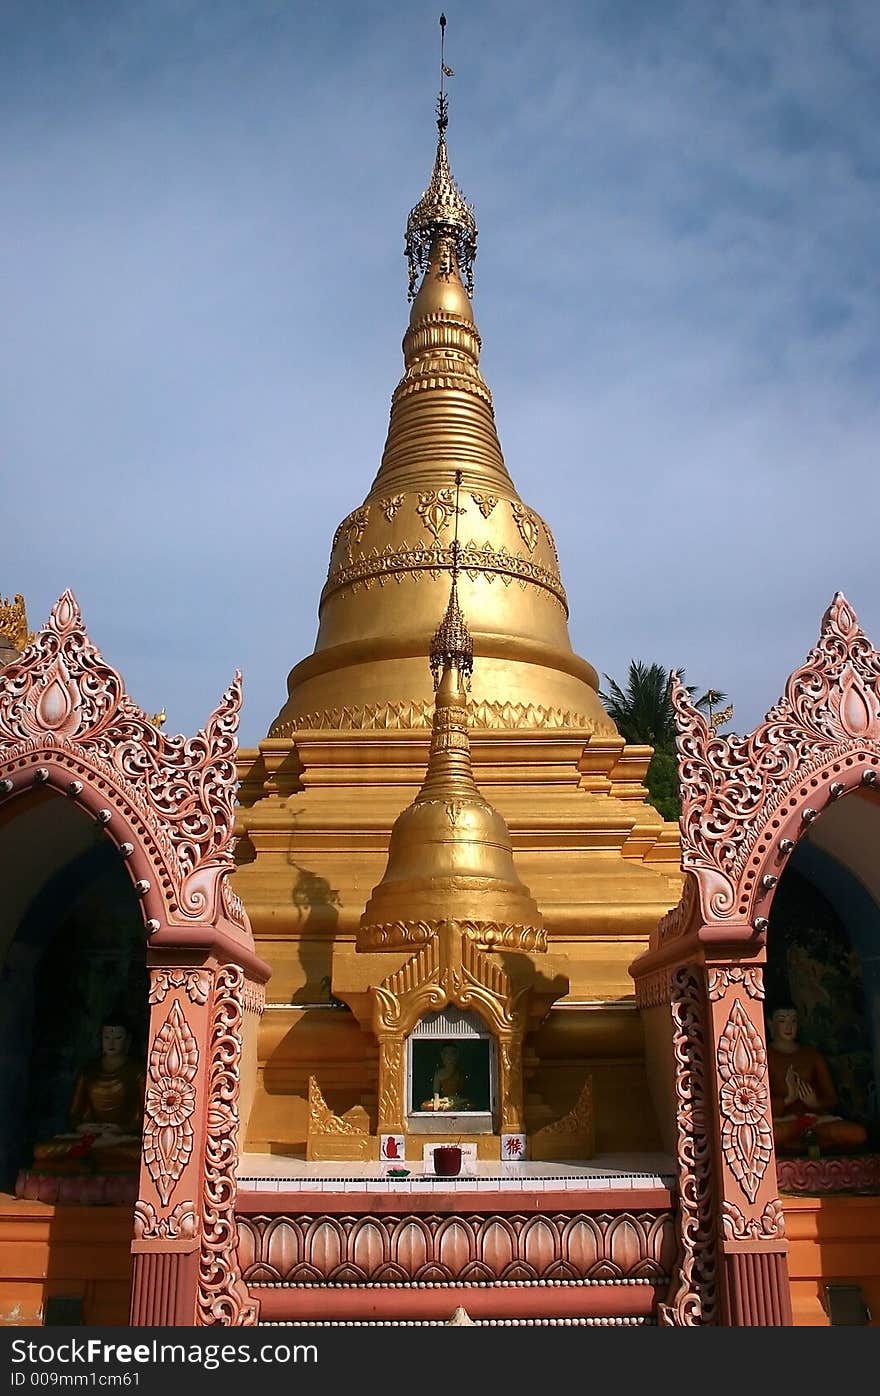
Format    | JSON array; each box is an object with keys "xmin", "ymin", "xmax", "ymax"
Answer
[
  {"xmin": 271, "ymin": 116, "xmax": 615, "ymax": 738},
  {"xmin": 358, "ymin": 585, "xmax": 545, "ymax": 950}
]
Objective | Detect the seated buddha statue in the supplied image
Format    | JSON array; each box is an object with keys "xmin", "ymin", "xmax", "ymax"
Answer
[
  {"xmin": 767, "ymin": 1005, "xmax": 867, "ymax": 1154},
  {"xmin": 422, "ymin": 1044, "xmax": 471, "ymax": 1111},
  {"xmin": 32, "ymin": 1019, "xmax": 145, "ymax": 1174}
]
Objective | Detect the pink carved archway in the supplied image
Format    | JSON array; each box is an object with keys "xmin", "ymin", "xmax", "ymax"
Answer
[
  {"xmin": 631, "ymin": 593, "xmax": 880, "ymax": 1326},
  {"xmin": 0, "ymin": 591, "xmax": 271, "ymax": 1325}
]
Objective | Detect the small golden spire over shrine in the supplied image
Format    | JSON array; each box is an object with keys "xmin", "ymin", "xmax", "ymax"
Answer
[
  {"xmin": 405, "ymin": 14, "xmax": 477, "ymax": 299},
  {"xmin": 358, "ymin": 490, "xmax": 545, "ymax": 942},
  {"xmin": 429, "ymin": 471, "xmax": 473, "ymax": 689}
]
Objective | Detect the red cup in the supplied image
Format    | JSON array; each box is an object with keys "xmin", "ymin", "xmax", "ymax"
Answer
[{"xmin": 433, "ymin": 1145, "xmax": 462, "ymax": 1176}]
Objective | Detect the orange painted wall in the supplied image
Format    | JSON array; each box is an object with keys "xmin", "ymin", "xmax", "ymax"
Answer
[
  {"xmin": 784, "ymin": 1194, "xmax": 880, "ymax": 1326},
  {"xmin": 0, "ymin": 1198, "xmax": 132, "ymax": 1326}
]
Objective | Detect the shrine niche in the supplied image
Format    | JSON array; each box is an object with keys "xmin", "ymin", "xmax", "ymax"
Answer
[
  {"xmin": 0, "ymin": 795, "xmax": 148, "ymax": 1199},
  {"xmin": 408, "ymin": 1007, "xmax": 495, "ymax": 1132},
  {"xmin": 0, "ymin": 591, "xmax": 271, "ymax": 1326},
  {"xmin": 631, "ymin": 593, "xmax": 880, "ymax": 1328},
  {"xmin": 765, "ymin": 866, "xmax": 875, "ymax": 1145}
]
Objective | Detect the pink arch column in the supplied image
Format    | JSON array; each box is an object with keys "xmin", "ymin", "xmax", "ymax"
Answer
[
  {"xmin": 631, "ymin": 595, "xmax": 880, "ymax": 1325},
  {"xmin": 132, "ymin": 919, "xmax": 269, "ymax": 1326},
  {"xmin": 632, "ymin": 906, "xmax": 789, "ymax": 1326},
  {"xmin": 0, "ymin": 591, "xmax": 271, "ymax": 1326}
]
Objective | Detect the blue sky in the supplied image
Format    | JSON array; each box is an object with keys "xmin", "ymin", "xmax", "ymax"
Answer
[{"xmin": 4, "ymin": 0, "xmax": 879, "ymax": 745}]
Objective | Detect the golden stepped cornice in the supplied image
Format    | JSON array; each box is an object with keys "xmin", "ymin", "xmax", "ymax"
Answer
[
  {"xmin": 357, "ymin": 917, "xmax": 548, "ymax": 954},
  {"xmin": 268, "ymin": 698, "xmax": 597, "ymax": 736}
]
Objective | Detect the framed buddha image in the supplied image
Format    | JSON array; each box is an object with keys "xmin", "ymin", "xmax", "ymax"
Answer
[
  {"xmin": 409, "ymin": 1037, "xmax": 493, "ymax": 1115},
  {"xmin": 405, "ymin": 1007, "xmax": 496, "ymax": 1131}
]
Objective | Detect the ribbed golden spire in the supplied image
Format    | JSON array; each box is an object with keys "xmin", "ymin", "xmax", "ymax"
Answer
[{"xmin": 268, "ymin": 23, "xmax": 616, "ymax": 741}]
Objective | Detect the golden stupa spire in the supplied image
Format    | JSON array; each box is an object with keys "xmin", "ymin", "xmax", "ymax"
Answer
[
  {"xmin": 405, "ymin": 14, "xmax": 477, "ymax": 301},
  {"xmin": 269, "ymin": 18, "xmax": 616, "ymax": 740}
]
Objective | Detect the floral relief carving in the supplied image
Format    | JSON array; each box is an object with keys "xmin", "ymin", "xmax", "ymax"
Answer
[
  {"xmin": 377, "ymin": 1038, "xmax": 404, "ymax": 1133},
  {"xmin": 672, "ymin": 593, "xmax": 880, "ymax": 921},
  {"xmin": 197, "ymin": 965, "xmax": 257, "ymax": 1325},
  {"xmin": 658, "ymin": 966, "xmax": 718, "ymax": 1326},
  {"xmin": 416, "ymin": 489, "xmax": 459, "ymax": 544},
  {"xmin": 498, "ymin": 1037, "xmax": 524, "ymax": 1131},
  {"xmin": 134, "ymin": 1199, "xmax": 199, "ymax": 1241},
  {"xmin": 321, "ymin": 541, "xmax": 568, "ymax": 611},
  {"xmin": 149, "ymin": 969, "xmax": 212, "ymax": 1006},
  {"xmin": 717, "ymin": 1000, "xmax": 773, "ymax": 1205},
  {"xmin": 721, "ymin": 1198, "xmax": 785, "ymax": 1242},
  {"xmin": 706, "ymin": 967, "xmax": 764, "ymax": 1002},
  {"xmin": 775, "ymin": 1154, "xmax": 880, "ymax": 1194},
  {"xmin": 0, "ymin": 591, "xmax": 247, "ymax": 919},
  {"xmin": 470, "ymin": 492, "xmax": 498, "ymax": 518},
  {"xmin": 220, "ymin": 873, "xmax": 248, "ymax": 930},
  {"xmin": 343, "ymin": 506, "xmax": 370, "ymax": 557},
  {"xmin": 510, "ymin": 502, "xmax": 540, "ymax": 553},
  {"xmin": 143, "ymin": 1001, "xmax": 199, "ymax": 1208},
  {"xmin": 237, "ymin": 1208, "xmax": 677, "ymax": 1285},
  {"xmin": 359, "ymin": 917, "xmax": 546, "ymax": 954},
  {"xmin": 378, "ymin": 494, "xmax": 405, "ymax": 521}
]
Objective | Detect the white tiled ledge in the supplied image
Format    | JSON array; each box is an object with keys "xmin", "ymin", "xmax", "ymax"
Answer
[{"xmin": 237, "ymin": 1173, "xmax": 674, "ymax": 1193}]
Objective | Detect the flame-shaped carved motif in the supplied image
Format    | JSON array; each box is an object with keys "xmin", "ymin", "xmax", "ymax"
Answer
[
  {"xmin": 833, "ymin": 663, "xmax": 876, "ymax": 738},
  {"xmin": 510, "ymin": 502, "xmax": 540, "ymax": 553},
  {"xmin": 717, "ymin": 1000, "xmax": 772, "ymax": 1205},
  {"xmin": 34, "ymin": 654, "xmax": 81, "ymax": 737},
  {"xmin": 143, "ymin": 1000, "xmax": 199, "ymax": 1207},
  {"xmin": 416, "ymin": 489, "xmax": 458, "ymax": 544}
]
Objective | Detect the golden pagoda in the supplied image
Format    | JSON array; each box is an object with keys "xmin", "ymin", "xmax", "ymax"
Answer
[{"xmin": 234, "ymin": 73, "xmax": 682, "ymax": 1158}]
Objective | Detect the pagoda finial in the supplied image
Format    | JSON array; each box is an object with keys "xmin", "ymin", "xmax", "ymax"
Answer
[
  {"xmin": 429, "ymin": 470, "xmax": 473, "ymax": 689},
  {"xmin": 405, "ymin": 15, "xmax": 478, "ymax": 301}
]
